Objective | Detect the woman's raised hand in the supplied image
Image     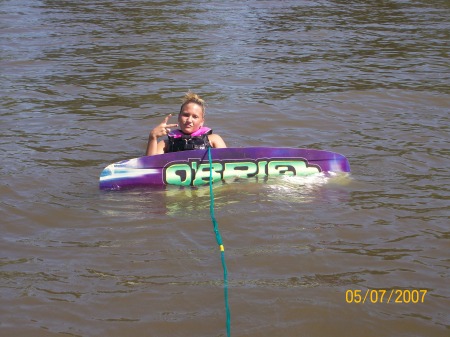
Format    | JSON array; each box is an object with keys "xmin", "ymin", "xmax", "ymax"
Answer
[{"xmin": 150, "ymin": 114, "xmax": 178, "ymax": 139}]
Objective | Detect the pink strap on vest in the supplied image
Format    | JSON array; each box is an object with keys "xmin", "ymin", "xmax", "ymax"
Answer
[{"xmin": 168, "ymin": 126, "xmax": 211, "ymax": 139}]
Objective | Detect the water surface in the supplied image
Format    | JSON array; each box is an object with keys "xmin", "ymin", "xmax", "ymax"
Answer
[{"xmin": 1, "ymin": 1, "xmax": 449, "ymax": 336}]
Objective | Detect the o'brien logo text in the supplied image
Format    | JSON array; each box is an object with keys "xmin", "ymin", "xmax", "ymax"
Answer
[{"xmin": 163, "ymin": 158, "xmax": 321, "ymax": 186}]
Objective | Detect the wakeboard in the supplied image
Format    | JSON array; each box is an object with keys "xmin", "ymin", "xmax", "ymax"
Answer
[{"xmin": 99, "ymin": 147, "xmax": 350, "ymax": 190}]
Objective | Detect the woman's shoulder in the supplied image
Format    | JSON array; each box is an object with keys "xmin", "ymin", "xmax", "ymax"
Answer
[{"xmin": 207, "ymin": 133, "xmax": 227, "ymax": 148}]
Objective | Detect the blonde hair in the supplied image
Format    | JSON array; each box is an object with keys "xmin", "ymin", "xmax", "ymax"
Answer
[{"xmin": 180, "ymin": 91, "xmax": 206, "ymax": 116}]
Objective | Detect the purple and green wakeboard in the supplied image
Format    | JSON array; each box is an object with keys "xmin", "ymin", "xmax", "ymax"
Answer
[{"xmin": 99, "ymin": 147, "xmax": 350, "ymax": 190}]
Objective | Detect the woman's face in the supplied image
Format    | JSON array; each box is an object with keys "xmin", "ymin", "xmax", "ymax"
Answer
[{"xmin": 178, "ymin": 102, "xmax": 204, "ymax": 134}]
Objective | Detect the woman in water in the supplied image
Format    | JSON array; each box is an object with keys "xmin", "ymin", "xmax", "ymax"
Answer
[{"xmin": 146, "ymin": 92, "xmax": 227, "ymax": 156}]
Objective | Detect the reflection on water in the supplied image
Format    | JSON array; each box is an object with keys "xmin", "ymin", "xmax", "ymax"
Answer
[
  {"xmin": 119, "ymin": 172, "xmax": 354, "ymax": 216},
  {"xmin": 267, "ymin": 172, "xmax": 352, "ymax": 203}
]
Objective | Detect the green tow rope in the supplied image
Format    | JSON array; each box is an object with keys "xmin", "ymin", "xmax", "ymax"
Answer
[{"xmin": 208, "ymin": 147, "xmax": 231, "ymax": 337}]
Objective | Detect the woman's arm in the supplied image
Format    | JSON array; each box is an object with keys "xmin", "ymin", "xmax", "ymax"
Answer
[
  {"xmin": 145, "ymin": 135, "xmax": 167, "ymax": 156},
  {"xmin": 146, "ymin": 114, "xmax": 178, "ymax": 156}
]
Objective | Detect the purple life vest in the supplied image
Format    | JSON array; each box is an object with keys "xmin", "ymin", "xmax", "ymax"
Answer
[{"xmin": 167, "ymin": 127, "xmax": 212, "ymax": 152}]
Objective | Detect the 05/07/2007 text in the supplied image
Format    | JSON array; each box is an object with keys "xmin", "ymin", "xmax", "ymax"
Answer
[{"xmin": 345, "ymin": 289, "xmax": 428, "ymax": 304}]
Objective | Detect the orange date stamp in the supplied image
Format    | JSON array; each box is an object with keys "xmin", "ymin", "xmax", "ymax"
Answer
[{"xmin": 345, "ymin": 289, "xmax": 428, "ymax": 304}]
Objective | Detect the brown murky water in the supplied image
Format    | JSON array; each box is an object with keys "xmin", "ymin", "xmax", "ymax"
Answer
[{"xmin": 1, "ymin": 1, "xmax": 449, "ymax": 336}]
